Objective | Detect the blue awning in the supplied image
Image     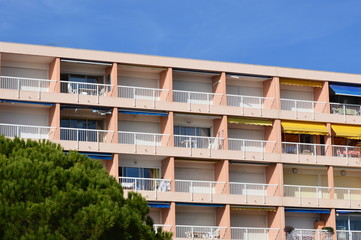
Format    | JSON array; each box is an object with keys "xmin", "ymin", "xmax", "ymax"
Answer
[
  {"xmin": 285, "ymin": 208, "xmax": 330, "ymax": 214},
  {"xmin": 329, "ymin": 82, "xmax": 361, "ymax": 97},
  {"xmin": 61, "ymin": 105, "xmax": 111, "ymax": 112},
  {"xmin": 65, "ymin": 151, "xmax": 113, "ymax": 160},
  {"xmin": 148, "ymin": 202, "xmax": 170, "ymax": 208},
  {"xmin": 119, "ymin": 109, "xmax": 168, "ymax": 117},
  {"xmin": 0, "ymin": 99, "xmax": 55, "ymax": 106},
  {"xmin": 337, "ymin": 209, "xmax": 361, "ymax": 214},
  {"xmin": 176, "ymin": 203, "xmax": 225, "ymax": 207}
]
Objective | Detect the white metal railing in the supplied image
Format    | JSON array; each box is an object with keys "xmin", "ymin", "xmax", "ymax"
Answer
[
  {"xmin": 173, "ymin": 90, "xmax": 223, "ymax": 112},
  {"xmin": 118, "ymin": 131, "xmax": 170, "ymax": 146},
  {"xmin": 227, "ymin": 94, "xmax": 274, "ymax": 111},
  {"xmin": 229, "ymin": 182, "xmax": 278, "ymax": 198},
  {"xmin": 176, "ymin": 225, "xmax": 226, "ymax": 239},
  {"xmin": 330, "ymin": 102, "xmax": 361, "ymax": 116},
  {"xmin": 231, "ymin": 227, "xmax": 279, "ymax": 240},
  {"xmin": 60, "ymin": 81, "xmax": 111, "ymax": 97},
  {"xmin": 229, "ymin": 138, "xmax": 277, "ymax": 154},
  {"xmin": 281, "ymin": 98, "xmax": 328, "ymax": 113},
  {"xmin": 174, "ymin": 135, "xmax": 223, "ymax": 149},
  {"xmin": 334, "ymin": 187, "xmax": 361, "ymax": 201},
  {"xmin": 60, "ymin": 127, "xmax": 113, "ymax": 143},
  {"xmin": 287, "ymin": 229, "xmax": 333, "ymax": 240},
  {"xmin": 337, "ymin": 230, "xmax": 361, "ymax": 240},
  {"xmin": 153, "ymin": 224, "xmax": 173, "ymax": 233},
  {"xmin": 282, "ymin": 142, "xmax": 327, "ymax": 156},
  {"xmin": 119, "ymin": 177, "xmax": 171, "ymax": 192},
  {"xmin": 175, "ymin": 179, "xmax": 225, "ymax": 194},
  {"xmin": 0, "ymin": 76, "xmax": 55, "ymax": 96},
  {"xmin": 333, "ymin": 145, "xmax": 361, "ymax": 158},
  {"xmin": 0, "ymin": 123, "xmax": 54, "ymax": 140},
  {"xmin": 118, "ymin": 85, "xmax": 169, "ymax": 101},
  {"xmin": 284, "ymin": 185, "xmax": 331, "ymax": 203}
]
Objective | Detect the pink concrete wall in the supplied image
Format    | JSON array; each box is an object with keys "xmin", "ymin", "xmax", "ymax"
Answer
[
  {"xmin": 48, "ymin": 103, "xmax": 60, "ymax": 140},
  {"xmin": 268, "ymin": 206, "xmax": 285, "ymax": 240},
  {"xmin": 264, "ymin": 77, "xmax": 280, "ymax": 109},
  {"xmin": 264, "ymin": 119, "xmax": 281, "ymax": 153},
  {"xmin": 212, "ymin": 72, "xmax": 226, "ymax": 105},
  {"xmin": 163, "ymin": 202, "xmax": 176, "ymax": 236},
  {"xmin": 216, "ymin": 205, "xmax": 231, "ymax": 239},
  {"xmin": 162, "ymin": 157, "xmax": 175, "ymax": 192},
  {"xmin": 160, "ymin": 112, "xmax": 174, "ymax": 147},
  {"xmin": 266, "ymin": 163, "xmax": 284, "ymax": 196},
  {"xmin": 105, "ymin": 107, "xmax": 118, "ymax": 143},
  {"xmin": 214, "ymin": 160, "xmax": 229, "ymax": 194},
  {"xmin": 106, "ymin": 153, "xmax": 119, "ymax": 179},
  {"xmin": 327, "ymin": 166, "xmax": 334, "ymax": 199},
  {"xmin": 314, "ymin": 81, "xmax": 330, "ymax": 114},
  {"xmin": 160, "ymin": 68, "xmax": 172, "ymax": 102},
  {"xmin": 105, "ymin": 63, "xmax": 118, "ymax": 97},
  {"xmin": 49, "ymin": 58, "xmax": 60, "ymax": 93},
  {"xmin": 213, "ymin": 115, "xmax": 228, "ymax": 150}
]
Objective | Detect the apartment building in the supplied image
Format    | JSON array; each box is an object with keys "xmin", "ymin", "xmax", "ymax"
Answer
[{"xmin": 1, "ymin": 42, "xmax": 361, "ymax": 240}]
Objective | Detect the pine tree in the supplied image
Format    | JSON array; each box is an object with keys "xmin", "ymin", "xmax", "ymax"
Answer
[{"xmin": 0, "ymin": 136, "xmax": 172, "ymax": 240}]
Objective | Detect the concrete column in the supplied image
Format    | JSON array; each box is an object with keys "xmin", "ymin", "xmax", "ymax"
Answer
[
  {"xmin": 327, "ymin": 166, "xmax": 335, "ymax": 199},
  {"xmin": 213, "ymin": 115, "xmax": 228, "ymax": 150},
  {"xmin": 49, "ymin": 58, "xmax": 60, "ymax": 93},
  {"xmin": 105, "ymin": 63, "xmax": 118, "ymax": 97},
  {"xmin": 212, "ymin": 72, "xmax": 226, "ymax": 106},
  {"xmin": 215, "ymin": 160, "xmax": 229, "ymax": 194},
  {"xmin": 268, "ymin": 206, "xmax": 285, "ymax": 240},
  {"xmin": 162, "ymin": 157, "xmax": 175, "ymax": 192},
  {"xmin": 160, "ymin": 112, "xmax": 174, "ymax": 147},
  {"xmin": 105, "ymin": 107, "xmax": 118, "ymax": 144},
  {"xmin": 263, "ymin": 77, "xmax": 280, "ymax": 110},
  {"xmin": 314, "ymin": 81, "xmax": 330, "ymax": 114},
  {"xmin": 216, "ymin": 205, "xmax": 231, "ymax": 240},
  {"xmin": 325, "ymin": 123, "xmax": 333, "ymax": 156},
  {"xmin": 160, "ymin": 68, "xmax": 172, "ymax": 102},
  {"xmin": 264, "ymin": 119, "xmax": 282, "ymax": 154},
  {"xmin": 48, "ymin": 103, "xmax": 60, "ymax": 140},
  {"xmin": 163, "ymin": 202, "xmax": 176, "ymax": 236},
  {"xmin": 106, "ymin": 153, "xmax": 119, "ymax": 179},
  {"xmin": 266, "ymin": 163, "xmax": 284, "ymax": 197},
  {"xmin": 320, "ymin": 209, "xmax": 337, "ymax": 240}
]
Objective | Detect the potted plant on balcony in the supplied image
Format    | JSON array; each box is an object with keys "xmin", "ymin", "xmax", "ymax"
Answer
[
  {"xmin": 284, "ymin": 226, "xmax": 294, "ymax": 234},
  {"xmin": 322, "ymin": 226, "xmax": 334, "ymax": 235}
]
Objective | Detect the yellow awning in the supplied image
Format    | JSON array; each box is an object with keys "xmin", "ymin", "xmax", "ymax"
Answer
[
  {"xmin": 231, "ymin": 206, "xmax": 276, "ymax": 212},
  {"xmin": 332, "ymin": 124, "xmax": 361, "ymax": 139},
  {"xmin": 280, "ymin": 78, "xmax": 323, "ymax": 88},
  {"xmin": 282, "ymin": 121, "xmax": 328, "ymax": 135},
  {"xmin": 228, "ymin": 117, "xmax": 273, "ymax": 126}
]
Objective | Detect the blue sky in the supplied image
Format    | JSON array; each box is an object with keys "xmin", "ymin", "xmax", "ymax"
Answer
[{"xmin": 1, "ymin": 0, "xmax": 361, "ymax": 74}]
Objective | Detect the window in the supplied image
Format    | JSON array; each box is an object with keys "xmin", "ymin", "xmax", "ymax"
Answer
[
  {"xmin": 60, "ymin": 118, "xmax": 104, "ymax": 142},
  {"xmin": 120, "ymin": 167, "xmax": 160, "ymax": 178},
  {"xmin": 174, "ymin": 126, "xmax": 211, "ymax": 137}
]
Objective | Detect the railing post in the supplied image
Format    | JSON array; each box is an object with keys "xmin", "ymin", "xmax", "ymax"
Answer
[
  {"xmin": 207, "ymin": 94, "xmax": 210, "ymax": 113},
  {"xmin": 38, "ymin": 80, "xmax": 41, "ymax": 100},
  {"xmin": 343, "ymin": 104, "xmax": 346, "ymax": 122},
  {"xmin": 17, "ymin": 78, "xmax": 20, "ymax": 98},
  {"xmin": 259, "ymin": 97, "xmax": 262, "ymax": 116},
  {"xmin": 241, "ymin": 96, "xmax": 244, "ymax": 115},
  {"xmin": 349, "ymin": 189, "xmax": 351, "ymax": 207},
  {"xmin": 242, "ymin": 140, "xmax": 246, "ymax": 159},
  {"xmin": 97, "ymin": 85, "xmax": 99, "ymax": 104},
  {"xmin": 188, "ymin": 92, "xmax": 191, "ymax": 111},
  {"xmin": 299, "ymin": 186, "xmax": 302, "ymax": 205},
  {"xmin": 133, "ymin": 88, "xmax": 136, "ymax": 107},
  {"xmin": 152, "ymin": 89, "xmax": 156, "ymax": 109},
  {"xmin": 297, "ymin": 144, "xmax": 300, "ymax": 162},
  {"xmin": 190, "ymin": 181, "xmax": 193, "ymax": 201},
  {"xmin": 153, "ymin": 134, "xmax": 156, "ymax": 154},
  {"xmin": 76, "ymin": 129, "xmax": 79, "ymax": 149},
  {"xmin": 263, "ymin": 184, "xmax": 266, "ymax": 204},
  {"xmin": 245, "ymin": 184, "xmax": 248, "ymax": 203},
  {"xmin": 295, "ymin": 100, "xmax": 298, "ymax": 119},
  {"xmin": 210, "ymin": 182, "xmax": 212, "ymax": 202},
  {"xmin": 134, "ymin": 133, "xmax": 137, "ymax": 153},
  {"xmin": 245, "ymin": 229, "xmax": 248, "ymax": 240}
]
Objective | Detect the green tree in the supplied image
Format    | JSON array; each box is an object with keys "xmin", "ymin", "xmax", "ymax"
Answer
[{"xmin": 0, "ymin": 136, "xmax": 172, "ymax": 240}]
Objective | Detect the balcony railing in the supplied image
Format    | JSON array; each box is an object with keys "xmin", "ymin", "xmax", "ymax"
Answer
[
  {"xmin": 174, "ymin": 135, "xmax": 223, "ymax": 149},
  {"xmin": 0, "ymin": 75, "xmax": 55, "ymax": 96},
  {"xmin": 337, "ymin": 230, "xmax": 361, "ymax": 240},
  {"xmin": 176, "ymin": 225, "xmax": 226, "ymax": 239},
  {"xmin": 0, "ymin": 123, "xmax": 54, "ymax": 140},
  {"xmin": 282, "ymin": 142, "xmax": 327, "ymax": 156},
  {"xmin": 284, "ymin": 185, "xmax": 331, "ymax": 203},
  {"xmin": 60, "ymin": 81, "xmax": 111, "ymax": 102},
  {"xmin": 331, "ymin": 102, "xmax": 361, "ymax": 116},
  {"xmin": 230, "ymin": 182, "xmax": 278, "ymax": 199},
  {"xmin": 118, "ymin": 85, "xmax": 169, "ymax": 102},
  {"xmin": 333, "ymin": 145, "xmax": 361, "ymax": 158},
  {"xmin": 175, "ymin": 179, "xmax": 225, "ymax": 194},
  {"xmin": 231, "ymin": 227, "xmax": 279, "ymax": 240},
  {"xmin": 227, "ymin": 94, "xmax": 274, "ymax": 111},
  {"xmin": 118, "ymin": 131, "xmax": 170, "ymax": 146},
  {"xmin": 287, "ymin": 229, "xmax": 333, "ymax": 240},
  {"xmin": 334, "ymin": 187, "xmax": 361, "ymax": 201},
  {"xmin": 173, "ymin": 90, "xmax": 222, "ymax": 111},
  {"xmin": 153, "ymin": 224, "xmax": 173, "ymax": 233},
  {"xmin": 60, "ymin": 127, "xmax": 113, "ymax": 143},
  {"xmin": 281, "ymin": 98, "xmax": 328, "ymax": 114},
  {"xmin": 119, "ymin": 177, "xmax": 171, "ymax": 192},
  {"xmin": 229, "ymin": 138, "xmax": 277, "ymax": 154}
]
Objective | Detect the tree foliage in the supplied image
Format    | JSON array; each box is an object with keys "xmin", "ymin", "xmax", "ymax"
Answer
[{"xmin": 0, "ymin": 136, "xmax": 172, "ymax": 240}]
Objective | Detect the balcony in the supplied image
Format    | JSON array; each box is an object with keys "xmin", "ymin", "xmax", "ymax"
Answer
[
  {"xmin": 227, "ymin": 94, "xmax": 275, "ymax": 116},
  {"xmin": 229, "ymin": 182, "xmax": 279, "ymax": 205},
  {"xmin": 175, "ymin": 225, "xmax": 227, "ymax": 239},
  {"xmin": 118, "ymin": 85, "xmax": 169, "ymax": 108},
  {"xmin": 174, "ymin": 179, "xmax": 226, "ymax": 202},
  {"xmin": 337, "ymin": 230, "xmax": 361, "ymax": 240},
  {"xmin": 282, "ymin": 142, "xmax": 328, "ymax": 164},
  {"xmin": 281, "ymin": 98, "xmax": 328, "ymax": 118},
  {"xmin": 334, "ymin": 187, "xmax": 361, "ymax": 208},
  {"xmin": 153, "ymin": 224, "xmax": 173, "ymax": 234},
  {"xmin": 231, "ymin": 227, "xmax": 279, "ymax": 240},
  {"xmin": 0, "ymin": 123, "xmax": 54, "ymax": 140},
  {"xmin": 60, "ymin": 81, "xmax": 112, "ymax": 104},
  {"xmin": 287, "ymin": 229, "xmax": 333, "ymax": 240},
  {"xmin": 228, "ymin": 138, "xmax": 277, "ymax": 161},
  {"xmin": 284, "ymin": 185, "xmax": 331, "ymax": 207},
  {"xmin": 173, "ymin": 90, "xmax": 222, "ymax": 112},
  {"xmin": 118, "ymin": 131, "xmax": 170, "ymax": 154},
  {"xmin": 119, "ymin": 177, "xmax": 171, "ymax": 200}
]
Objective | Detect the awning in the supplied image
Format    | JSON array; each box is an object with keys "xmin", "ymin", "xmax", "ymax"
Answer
[
  {"xmin": 285, "ymin": 208, "xmax": 330, "ymax": 214},
  {"xmin": 119, "ymin": 109, "xmax": 168, "ymax": 117},
  {"xmin": 0, "ymin": 99, "xmax": 55, "ymax": 106},
  {"xmin": 176, "ymin": 203, "xmax": 225, "ymax": 207},
  {"xmin": 60, "ymin": 105, "xmax": 111, "ymax": 111},
  {"xmin": 79, "ymin": 152, "xmax": 113, "ymax": 160},
  {"xmin": 231, "ymin": 206, "xmax": 276, "ymax": 212},
  {"xmin": 148, "ymin": 202, "xmax": 170, "ymax": 208},
  {"xmin": 282, "ymin": 121, "xmax": 328, "ymax": 135},
  {"xmin": 337, "ymin": 209, "xmax": 361, "ymax": 214},
  {"xmin": 329, "ymin": 82, "xmax": 361, "ymax": 97},
  {"xmin": 228, "ymin": 117, "xmax": 273, "ymax": 126},
  {"xmin": 332, "ymin": 124, "xmax": 361, "ymax": 139},
  {"xmin": 280, "ymin": 79, "xmax": 323, "ymax": 88},
  {"xmin": 174, "ymin": 113, "xmax": 222, "ymax": 119}
]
